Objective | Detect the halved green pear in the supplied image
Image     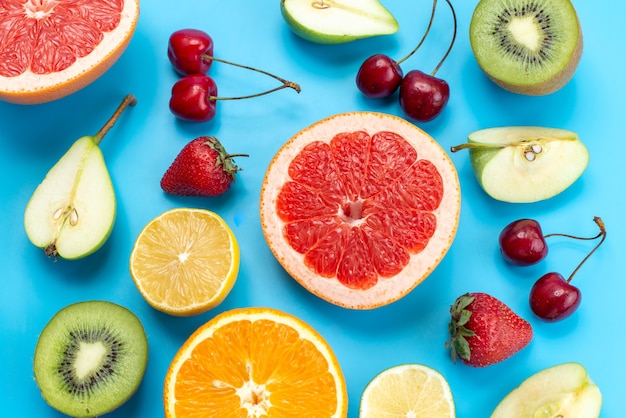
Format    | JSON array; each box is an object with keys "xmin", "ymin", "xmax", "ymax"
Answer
[
  {"xmin": 451, "ymin": 126, "xmax": 589, "ymax": 203},
  {"xmin": 491, "ymin": 362, "xmax": 602, "ymax": 418},
  {"xmin": 24, "ymin": 94, "xmax": 136, "ymax": 260},
  {"xmin": 280, "ymin": 0, "xmax": 399, "ymax": 44}
]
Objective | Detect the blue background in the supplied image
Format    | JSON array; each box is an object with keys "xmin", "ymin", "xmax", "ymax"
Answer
[{"xmin": 1, "ymin": 1, "xmax": 622, "ymax": 416}]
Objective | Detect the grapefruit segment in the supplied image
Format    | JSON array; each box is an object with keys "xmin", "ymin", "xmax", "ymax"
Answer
[
  {"xmin": 261, "ymin": 112, "xmax": 461, "ymax": 309},
  {"xmin": 0, "ymin": 0, "xmax": 139, "ymax": 104}
]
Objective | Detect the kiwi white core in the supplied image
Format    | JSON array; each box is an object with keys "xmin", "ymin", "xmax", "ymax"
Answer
[{"xmin": 75, "ymin": 342, "xmax": 108, "ymax": 379}]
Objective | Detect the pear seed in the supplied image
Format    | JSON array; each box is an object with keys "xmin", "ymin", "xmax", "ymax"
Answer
[
  {"xmin": 69, "ymin": 209, "xmax": 79, "ymax": 226},
  {"xmin": 312, "ymin": 1, "xmax": 330, "ymax": 9},
  {"xmin": 53, "ymin": 208, "xmax": 64, "ymax": 220},
  {"xmin": 524, "ymin": 151, "xmax": 536, "ymax": 161},
  {"xmin": 531, "ymin": 144, "xmax": 543, "ymax": 154}
]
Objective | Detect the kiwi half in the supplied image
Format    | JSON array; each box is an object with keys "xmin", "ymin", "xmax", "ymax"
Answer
[
  {"xmin": 33, "ymin": 300, "xmax": 148, "ymax": 417},
  {"xmin": 469, "ymin": 0, "xmax": 582, "ymax": 95}
]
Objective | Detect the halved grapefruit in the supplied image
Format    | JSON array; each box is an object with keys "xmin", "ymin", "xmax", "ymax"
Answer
[
  {"xmin": 260, "ymin": 112, "xmax": 461, "ymax": 309},
  {"xmin": 0, "ymin": 0, "xmax": 140, "ymax": 104}
]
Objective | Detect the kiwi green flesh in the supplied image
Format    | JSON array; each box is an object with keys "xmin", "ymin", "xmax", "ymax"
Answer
[
  {"xmin": 470, "ymin": 0, "xmax": 582, "ymax": 95},
  {"xmin": 34, "ymin": 301, "xmax": 148, "ymax": 418}
]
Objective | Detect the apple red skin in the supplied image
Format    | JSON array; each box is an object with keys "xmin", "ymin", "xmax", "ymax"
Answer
[
  {"xmin": 169, "ymin": 74, "xmax": 218, "ymax": 122},
  {"xmin": 499, "ymin": 219, "xmax": 548, "ymax": 266},
  {"xmin": 168, "ymin": 28, "xmax": 214, "ymax": 75},
  {"xmin": 399, "ymin": 70, "xmax": 449, "ymax": 122},
  {"xmin": 529, "ymin": 273, "xmax": 581, "ymax": 321}
]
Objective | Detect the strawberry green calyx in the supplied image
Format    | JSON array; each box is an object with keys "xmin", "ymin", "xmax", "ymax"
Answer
[
  {"xmin": 446, "ymin": 293, "xmax": 476, "ymax": 363},
  {"xmin": 202, "ymin": 136, "xmax": 248, "ymax": 180}
]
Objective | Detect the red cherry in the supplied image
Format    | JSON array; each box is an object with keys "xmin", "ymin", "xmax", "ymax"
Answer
[
  {"xmin": 529, "ymin": 273, "xmax": 581, "ymax": 321},
  {"xmin": 528, "ymin": 216, "xmax": 606, "ymax": 322},
  {"xmin": 356, "ymin": 54, "xmax": 403, "ymax": 98},
  {"xmin": 355, "ymin": 0, "xmax": 437, "ymax": 99},
  {"xmin": 399, "ymin": 70, "xmax": 450, "ymax": 122},
  {"xmin": 168, "ymin": 28, "xmax": 214, "ymax": 75},
  {"xmin": 499, "ymin": 219, "xmax": 548, "ymax": 266},
  {"xmin": 399, "ymin": 0, "xmax": 456, "ymax": 122},
  {"xmin": 169, "ymin": 74, "xmax": 218, "ymax": 122}
]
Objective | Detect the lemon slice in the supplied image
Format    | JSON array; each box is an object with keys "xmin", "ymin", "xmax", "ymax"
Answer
[
  {"xmin": 130, "ymin": 208, "xmax": 239, "ymax": 316},
  {"xmin": 360, "ymin": 364, "xmax": 455, "ymax": 418}
]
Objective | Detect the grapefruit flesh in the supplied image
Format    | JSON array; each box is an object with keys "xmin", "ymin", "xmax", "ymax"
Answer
[
  {"xmin": 0, "ymin": 0, "xmax": 139, "ymax": 104},
  {"xmin": 261, "ymin": 112, "xmax": 460, "ymax": 309}
]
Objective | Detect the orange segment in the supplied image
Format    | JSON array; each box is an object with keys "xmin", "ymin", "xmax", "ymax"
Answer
[
  {"xmin": 260, "ymin": 112, "xmax": 461, "ymax": 309},
  {"xmin": 130, "ymin": 208, "xmax": 239, "ymax": 316},
  {"xmin": 0, "ymin": 0, "xmax": 140, "ymax": 104},
  {"xmin": 164, "ymin": 307, "xmax": 348, "ymax": 417}
]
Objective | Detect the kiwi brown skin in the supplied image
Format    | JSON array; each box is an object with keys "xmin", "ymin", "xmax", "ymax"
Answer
[
  {"xmin": 33, "ymin": 300, "xmax": 148, "ymax": 418},
  {"xmin": 470, "ymin": 0, "xmax": 583, "ymax": 96}
]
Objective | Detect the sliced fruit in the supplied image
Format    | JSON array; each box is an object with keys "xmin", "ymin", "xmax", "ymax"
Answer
[
  {"xmin": 469, "ymin": 0, "xmax": 582, "ymax": 95},
  {"xmin": 260, "ymin": 112, "xmax": 460, "ymax": 309},
  {"xmin": 164, "ymin": 307, "xmax": 347, "ymax": 417},
  {"xmin": 24, "ymin": 94, "xmax": 136, "ymax": 260},
  {"xmin": 34, "ymin": 300, "xmax": 148, "ymax": 418},
  {"xmin": 280, "ymin": 0, "xmax": 399, "ymax": 44},
  {"xmin": 451, "ymin": 126, "xmax": 589, "ymax": 203},
  {"xmin": 360, "ymin": 364, "xmax": 455, "ymax": 417},
  {"xmin": 0, "ymin": 0, "xmax": 140, "ymax": 104},
  {"xmin": 491, "ymin": 362, "xmax": 602, "ymax": 418},
  {"xmin": 129, "ymin": 208, "xmax": 239, "ymax": 316}
]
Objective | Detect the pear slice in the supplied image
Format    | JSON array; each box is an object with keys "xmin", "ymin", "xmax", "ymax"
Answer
[
  {"xmin": 450, "ymin": 126, "xmax": 589, "ymax": 203},
  {"xmin": 280, "ymin": 0, "xmax": 399, "ymax": 44},
  {"xmin": 24, "ymin": 94, "xmax": 136, "ymax": 260},
  {"xmin": 491, "ymin": 362, "xmax": 602, "ymax": 418}
]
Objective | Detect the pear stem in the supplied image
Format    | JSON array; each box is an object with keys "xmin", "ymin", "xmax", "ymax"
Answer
[
  {"xmin": 201, "ymin": 54, "xmax": 301, "ymax": 100},
  {"xmin": 566, "ymin": 217, "xmax": 606, "ymax": 283},
  {"xmin": 93, "ymin": 94, "xmax": 137, "ymax": 145},
  {"xmin": 396, "ymin": 0, "xmax": 437, "ymax": 66},
  {"xmin": 431, "ymin": 0, "xmax": 456, "ymax": 76},
  {"xmin": 450, "ymin": 142, "xmax": 507, "ymax": 152}
]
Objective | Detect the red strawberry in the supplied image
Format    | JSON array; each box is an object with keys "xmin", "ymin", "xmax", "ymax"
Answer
[
  {"xmin": 161, "ymin": 136, "xmax": 247, "ymax": 197},
  {"xmin": 446, "ymin": 292, "xmax": 533, "ymax": 367}
]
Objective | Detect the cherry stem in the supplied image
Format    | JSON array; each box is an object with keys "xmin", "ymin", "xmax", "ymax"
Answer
[
  {"xmin": 94, "ymin": 93, "xmax": 137, "ymax": 145},
  {"xmin": 396, "ymin": 0, "xmax": 437, "ymax": 66},
  {"xmin": 431, "ymin": 0, "xmax": 456, "ymax": 76},
  {"xmin": 565, "ymin": 216, "xmax": 606, "ymax": 283},
  {"xmin": 201, "ymin": 54, "xmax": 301, "ymax": 101}
]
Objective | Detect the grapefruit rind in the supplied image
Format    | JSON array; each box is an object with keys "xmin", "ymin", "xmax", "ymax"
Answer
[
  {"xmin": 0, "ymin": 0, "xmax": 140, "ymax": 104},
  {"xmin": 260, "ymin": 112, "xmax": 460, "ymax": 309},
  {"xmin": 163, "ymin": 307, "xmax": 348, "ymax": 418}
]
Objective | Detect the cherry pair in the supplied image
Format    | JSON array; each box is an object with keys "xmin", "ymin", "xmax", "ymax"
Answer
[
  {"xmin": 167, "ymin": 29, "xmax": 300, "ymax": 122},
  {"xmin": 499, "ymin": 217, "xmax": 606, "ymax": 322},
  {"xmin": 355, "ymin": 0, "xmax": 456, "ymax": 122}
]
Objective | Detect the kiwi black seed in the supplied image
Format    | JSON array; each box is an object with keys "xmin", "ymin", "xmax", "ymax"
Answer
[
  {"xmin": 33, "ymin": 300, "xmax": 148, "ymax": 417},
  {"xmin": 469, "ymin": 0, "xmax": 582, "ymax": 95}
]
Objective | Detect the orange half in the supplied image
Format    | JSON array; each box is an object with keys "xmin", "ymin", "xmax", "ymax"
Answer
[{"xmin": 164, "ymin": 307, "xmax": 348, "ymax": 417}]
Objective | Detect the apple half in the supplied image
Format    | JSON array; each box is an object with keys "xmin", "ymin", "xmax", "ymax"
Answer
[
  {"xmin": 280, "ymin": 0, "xmax": 399, "ymax": 44},
  {"xmin": 491, "ymin": 362, "xmax": 602, "ymax": 418},
  {"xmin": 451, "ymin": 126, "xmax": 589, "ymax": 203}
]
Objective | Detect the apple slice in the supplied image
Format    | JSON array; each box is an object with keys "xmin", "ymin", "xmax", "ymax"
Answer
[
  {"xmin": 491, "ymin": 362, "xmax": 602, "ymax": 418},
  {"xmin": 280, "ymin": 0, "xmax": 399, "ymax": 44},
  {"xmin": 451, "ymin": 126, "xmax": 589, "ymax": 203},
  {"xmin": 24, "ymin": 95, "xmax": 136, "ymax": 260}
]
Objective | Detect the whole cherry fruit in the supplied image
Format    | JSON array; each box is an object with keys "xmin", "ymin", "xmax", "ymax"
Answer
[
  {"xmin": 355, "ymin": 0, "xmax": 437, "ymax": 99},
  {"xmin": 529, "ymin": 273, "xmax": 581, "ymax": 321},
  {"xmin": 356, "ymin": 54, "xmax": 403, "ymax": 99},
  {"xmin": 168, "ymin": 28, "xmax": 214, "ymax": 75},
  {"xmin": 399, "ymin": 70, "xmax": 450, "ymax": 122},
  {"xmin": 169, "ymin": 74, "xmax": 218, "ymax": 122},
  {"xmin": 528, "ymin": 216, "xmax": 606, "ymax": 322},
  {"xmin": 499, "ymin": 219, "xmax": 548, "ymax": 266}
]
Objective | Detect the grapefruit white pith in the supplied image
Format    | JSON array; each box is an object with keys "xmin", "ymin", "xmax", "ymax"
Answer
[
  {"xmin": 0, "ymin": 0, "xmax": 140, "ymax": 104},
  {"xmin": 260, "ymin": 112, "xmax": 460, "ymax": 309}
]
